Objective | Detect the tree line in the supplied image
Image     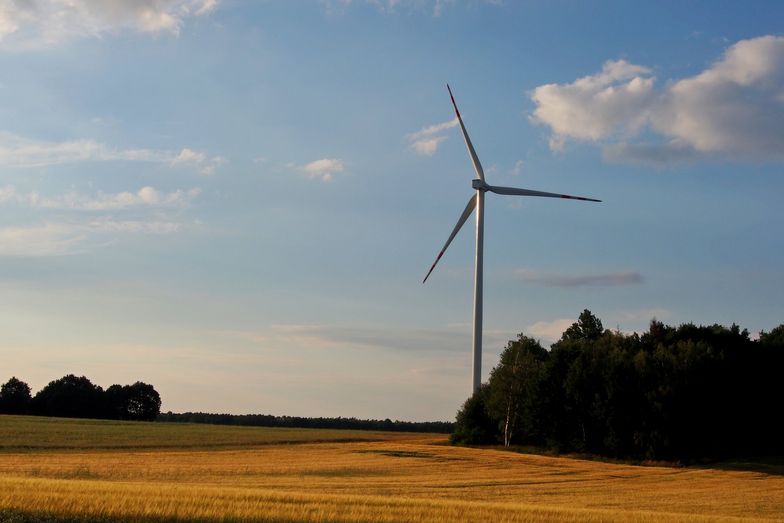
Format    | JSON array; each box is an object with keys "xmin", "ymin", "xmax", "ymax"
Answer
[
  {"xmin": 0, "ymin": 374, "xmax": 452, "ymax": 432},
  {"xmin": 452, "ymin": 310, "xmax": 784, "ymax": 460},
  {"xmin": 0, "ymin": 374, "xmax": 161, "ymax": 421},
  {"xmin": 158, "ymin": 412, "xmax": 453, "ymax": 433}
]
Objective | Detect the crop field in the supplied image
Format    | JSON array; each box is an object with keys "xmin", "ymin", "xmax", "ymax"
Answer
[{"xmin": 1, "ymin": 415, "xmax": 783, "ymax": 522}]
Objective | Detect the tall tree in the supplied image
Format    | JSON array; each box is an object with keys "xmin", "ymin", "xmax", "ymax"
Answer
[
  {"xmin": 485, "ymin": 335, "xmax": 546, "ymax": 446},
  {"xmin": 561, "ymin": 309, "xmax": 604, "ymax": 341},
  {"xmin": 124, "ymin": 382, "xmax": 162, "ymax": 421},
  {"xmin": 32, "ymin": 374, "xmax": 105, "ymax": 418},
  {"xmin": 105, "ymin": 382, "xmax": 161, "ymax": 421},
  {"xmin": 0, "ymin": 377, "xmax": 32, "ymax": 414},
  {"xmin": 453, "ymin": 310, "xmax": 784, "ymax": 459},
  {"xmin": 451, "ymin": 386, "xmax": 496, "ymax": 444}
]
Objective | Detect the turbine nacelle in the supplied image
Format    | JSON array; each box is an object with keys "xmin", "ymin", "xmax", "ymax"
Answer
[{"xmin": 471, "ymin": 179, "xmax": 488, "ymax": 191}]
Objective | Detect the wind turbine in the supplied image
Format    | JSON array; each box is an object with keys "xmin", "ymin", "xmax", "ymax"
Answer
[{"xmin": 423, "ymin": 85, "xmax": 601, "ymax": 393}]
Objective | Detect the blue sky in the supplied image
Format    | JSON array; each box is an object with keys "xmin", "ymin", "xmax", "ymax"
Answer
[{"xmin": 1, "ymin": 0, "xmax": 783, "ymax": 421}]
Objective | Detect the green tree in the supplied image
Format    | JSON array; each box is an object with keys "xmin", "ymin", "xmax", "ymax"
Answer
[
  {"xmin": 451, "ymin": 386, "xmax": 496, "ymax": 444},
  {"xmin": 485, "ymin": 335, "xmax": 547, "ymax": 446},
  {"xmin": 124, "ymin": 382, "xmax": 161, "ymax": 420},
  {"xmin": 561, "ymin": 309, "xmax": 604, "ymax": 341},
  {"xmin": 32, "ymin": 374, "xmax": 105, "ymax": 418},
  {"xmin": 760, "ymin": 324, "xmax": 784, "ymax": 348},
  {"xmin": 105, "ymin": 382, "xmax": 161, "ymax": 421},
  {"xmin": 0, "ymin": 377, "xmax": 32, "ymax": 414},
  {"xmin": 451, "ymin": 312, "xmax": 784, "ymax": 460}
]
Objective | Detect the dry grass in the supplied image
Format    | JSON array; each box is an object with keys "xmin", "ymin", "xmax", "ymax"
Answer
[
  {"xmin": 1, "ymin": 415, "xmax": 783, "ymax": 522},
  {"xmin": 0, "ymin": 415, "xmax": 412, "ymax": 452}
]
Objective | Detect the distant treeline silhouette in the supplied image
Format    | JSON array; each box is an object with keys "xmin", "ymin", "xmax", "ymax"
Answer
[
  {"xmin": 0, "ymin": 374, "xmax": 161, "ymax": 421},
  {"xmin": 157, "ymin": 412, "xmax": 453, "ymax": 433},
  {"xmin": 452, "ymin": 310, "xmax": 784, "ymax": 460}
]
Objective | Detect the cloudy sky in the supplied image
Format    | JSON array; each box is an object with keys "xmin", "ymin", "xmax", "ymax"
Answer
[{"xmin": 1, "ymin": 0, "xmax": 783, "ymax": 421}]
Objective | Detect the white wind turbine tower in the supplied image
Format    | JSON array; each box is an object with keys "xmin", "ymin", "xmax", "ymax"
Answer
[{"xmin": 423, "ymin": 85, "xmax": 601, "ymax": 393}]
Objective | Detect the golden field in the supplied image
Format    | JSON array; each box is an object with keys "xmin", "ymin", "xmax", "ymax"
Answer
[{"xmin": 1, "ymin": 415, "xmax": 783, "ymax": 522}]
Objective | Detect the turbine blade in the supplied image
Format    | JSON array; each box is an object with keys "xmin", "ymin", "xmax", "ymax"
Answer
[
  {"xmin": 447, "ymin": 84, "xmax": 485, "ymax": 182},
  {"xmin": 487, "ymin": 184, "xmax": 601, "ymax": 202},
  {"xmin": 423, "ymin": 194, "xmax": 477, "ymax": 284}
]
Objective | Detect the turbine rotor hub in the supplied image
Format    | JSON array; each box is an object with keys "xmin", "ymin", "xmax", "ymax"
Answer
[{"xmin": 471, "ymin": 179, "xmax": 488, "ymax": 191}]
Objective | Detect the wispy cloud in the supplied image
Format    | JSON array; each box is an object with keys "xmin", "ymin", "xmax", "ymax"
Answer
[
  {"xmin": 0, "ymin": 185, "xmax": 201, "ymax": 211},
  {"xmin": 0, "ymin": 133, "xmax": 222, "ymax": 174},
  {"xmin": 86, "ymin": 217, "xmax": 181, "ymax": 234},
  {"xmin": 601, "ymin": 141, "xmax": 698, "ymax": 167},
  {"xmin": 408, "ymin": 118, "xmax": 459, "ymax": 141},
  {"xmin": 0, "ymin": 185, "xmax": 196, "ymax": 257},
  {"xmin": 525, "ymin": 308, "xmax": 672, "ymax": 345},
  {"xmin": 0, "ymin": 217, "xmax": 185, "ymax": 257},
  {"xmin": 530, "ymin": 35, "xmax": 784, "ymax": 165},
  {"xmin": 514, "ymin": 268, "xmax": 644, "ymax": 287},
  {"xmin": 407, "ymin": 118, "xmax": 457, "ymax": 156},
  {"xmin": 322, "ymin": 1, "xmax": 497, "ymax": 17},
  {"xmin": 411, "ymin": 136, "xmax": 448, "ymax": 156},
  {"xmin": 0, "ymin": 223, "xmax": 86, "ymax": 257},
  {"xmin": 231, "ymin": 323, "xmax": 510, "ymax": 354},
  {"xmin": 299, "ymin": 158, "xmax": 345, "ymax": 182},
  {"xmin": 0, "ymin": 183, "xmax": 198, "ymax": 255},
  {"xmin": 0, "ymin": 132, "xmax": 165, "ymax": 167},
  {"xmin": 0, "ymin": 0, "xmax": 219, "ymax": 49},
  {"xmin": 526, "ymin": 318, "xmax": 573, "ymax": 344},
  {"xmin": 170, "ymin": 148, "xmax": 225, "ymax": 175}
]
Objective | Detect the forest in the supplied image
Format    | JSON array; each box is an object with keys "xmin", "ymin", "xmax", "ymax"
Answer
[
  {"xmin": 0, "ymin": 374, "xmax": 161, "ymax": 421},
  {"xmin": 452, "ymin": 310, "xmax": 784, "ymax": 460},
  {"xmin": 158, "ymin": 412, "xmax": 452, "ymax": 433},
  {"xmin": 0, "ymin": 375, "xmax": 451, "ymax": 433},
  {"xmin": 5, "ymin": 310, "xmax": 783, "ymax": 456}
]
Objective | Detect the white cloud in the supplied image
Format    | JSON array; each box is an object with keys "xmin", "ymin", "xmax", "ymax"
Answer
[
  {"xmin": 530, "ymin": 60, "xmax": 655, "ymax": 149},
  {"xmin": 0, "ymin": 133, "xmax": 222, "ymax": 174},
  {"xmin": 511, "ymin": 159, "xmax": 524, "ymax": 176},
  {"xmin": 408, "ymin": 118, "xmax": 458, "ymax": 141},
  {"xmin": 0, "ymin": 184, "xmax": 196, "ymax": 256},
  {"xmin": 407, "ymin": 118, "xmax": 457, "ymax": 156},
  {"xmin": 194, "ymin": 0, "xmax": 218, "ymax": 16},
  {"xmin": 651, "ymin": 35, "xmax": 784, "ymax": 159},
  {"xmin": 0, "ymin": 182, "xmax": 197, "ymax": 256},
  {"xmin": 0, "ymin": 133, "xmax": 162, "ymax": 167},
  {"xmin": 301, "ymin": 158, "xmax": 345, "ymax": 182},
  {"xmin": 171, "ymin": 147, "xmax": 207, "ymax": 165},
  {"xmin": 0, "ymin": 185, "xmax": 201, "ymax": 210},
  {"xmin": 0, "ymin": 0, "xmax": 219, "ymax": 48},
  {"xmin": 432, "ymin": 0, "xmax": 455, "ymax": 17},
  {"xmin": 411, "ymin": 136, "xmax": 448, "ymax": 156},
  {"xmin": 526, "ymin": 319, "xmax": 573, "ymax": 344},
  {"xmin": 530, "ymin": 35, "xmax": 784, "ymax": 164},
  {"xmin": 0, "ymin": 185, "xmax": 16, "ymax": 203},
  {"xmin": 171, "ymin": 147, "xmax": 224, "ymax": 175}
]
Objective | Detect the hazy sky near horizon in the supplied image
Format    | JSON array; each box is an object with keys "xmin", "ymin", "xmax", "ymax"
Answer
[{"xmin": 1, "ymin": 0, "xmax": 783, "ymax": 421}]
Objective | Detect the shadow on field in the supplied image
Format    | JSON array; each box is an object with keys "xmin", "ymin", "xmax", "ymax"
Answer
[
  {"xmin": 460, "ymin": 444, "xmax": 784, "ymax": 477},
  {"xmin": 0, "ymin": 510, "xmax": 150, "ymax": 523},
  {"xmin": 706, "ymin": 456, "xmax": 784, "ymax": 476},
  {"xmin": 354, "ymin": 449, "xmax": 464, "ymax": 462}
]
